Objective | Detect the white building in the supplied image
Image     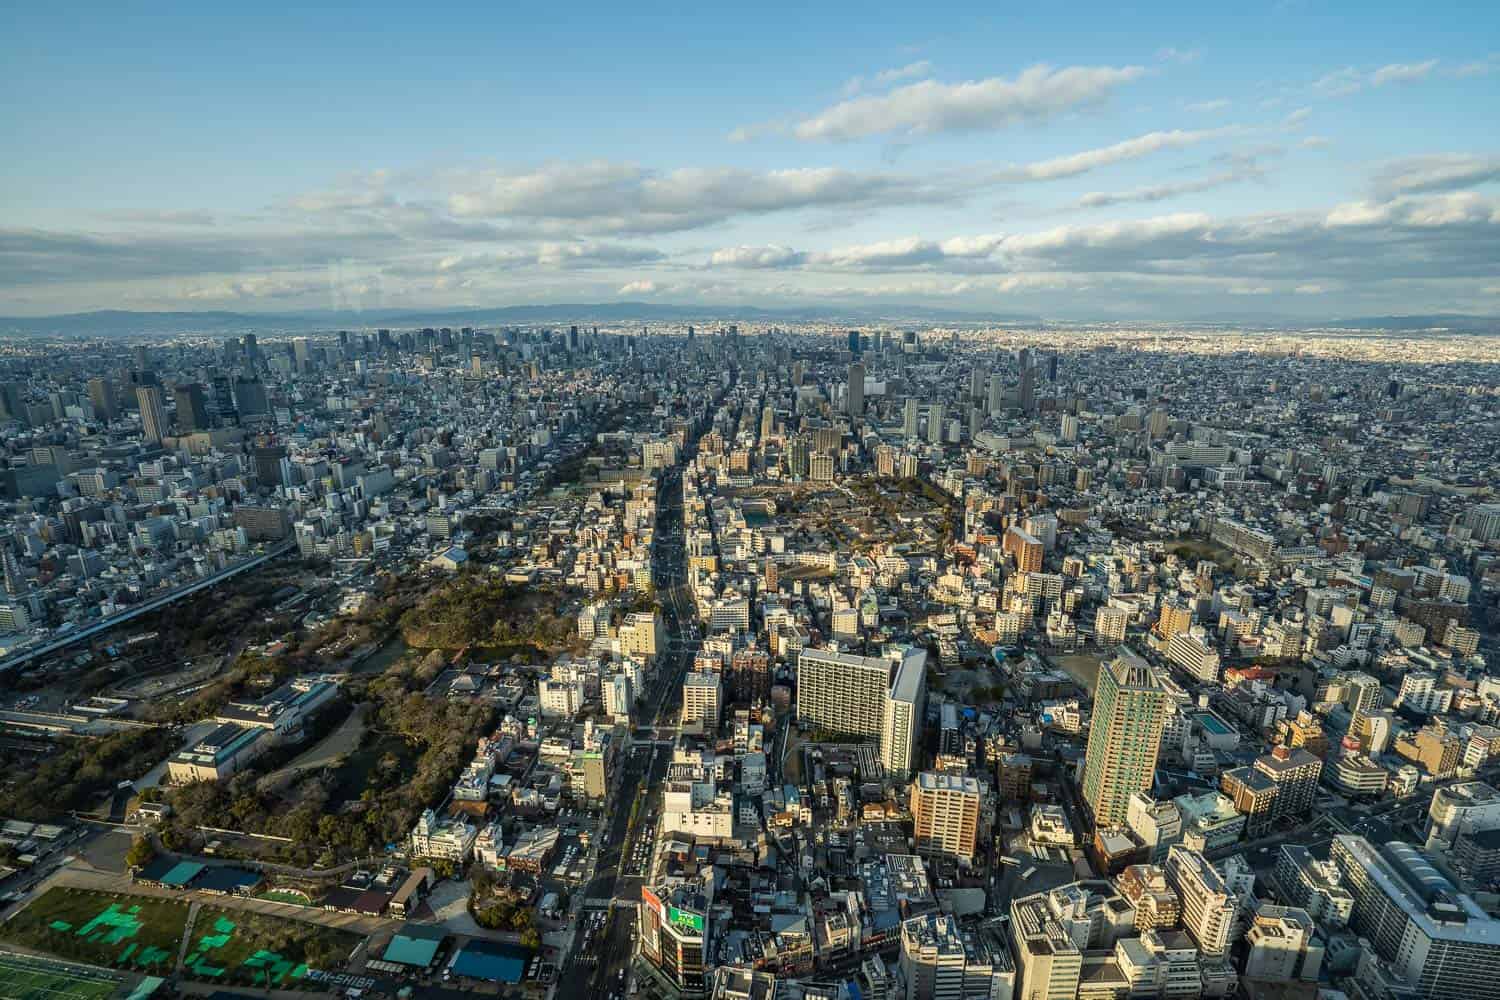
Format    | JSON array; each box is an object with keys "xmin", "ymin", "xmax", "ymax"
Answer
[{"xmin": 409, "ymin": 808, "xmax": 477, "ymax": 862}]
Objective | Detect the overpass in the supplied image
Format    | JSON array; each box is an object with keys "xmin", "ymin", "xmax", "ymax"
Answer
[{"xmin": 0, "ymin": 540, "xmax": 296, "ymax": 675}]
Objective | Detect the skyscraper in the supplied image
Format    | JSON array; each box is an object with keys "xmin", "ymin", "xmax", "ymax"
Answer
[
  {"xmin": 927, "ymin": 402, "xmax": 944, "ymax": 444},
  {"xmin": 87, "ymin": 377, "xmax": 116, "ymax": 421},
  {"xmin": 136, "ymin": 385, "xmax": 167, "ymax": 444},
  {"xmin": 847, "ymin": 362, "xmax": 865, "ymax": 417},
  {"xmin": 1082, "ymin": 648, "xmax": 1170, "ymax": 828},
  {"xmin": 173, "ymin": 383, "xmax": 211, "ymax": 433},
  {"xmin": 903, "ymin": 398, "xmax": 920, "ymax": 439},
  {"xmin": 1018, "ymin": 348, "xmax": 1036, "ymax": 413}
]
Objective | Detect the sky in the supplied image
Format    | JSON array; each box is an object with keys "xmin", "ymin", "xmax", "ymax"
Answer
[{"xmin": 2, "ymin": 1, "xmax": 1498, "ymax": 321}]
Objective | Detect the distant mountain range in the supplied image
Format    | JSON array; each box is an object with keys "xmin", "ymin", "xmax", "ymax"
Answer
[
  {"xmin": 0, "ymin": 305, "xmax": 1497, "ymax": 336},
  {"xmin": 0, "ymin": 303, "xmax": 1044, "ymax": 336}
]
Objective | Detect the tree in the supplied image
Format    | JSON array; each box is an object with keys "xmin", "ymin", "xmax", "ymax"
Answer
[{"xmin": 125, "ymin": 835, "xmax": 156, "ymax": 869}]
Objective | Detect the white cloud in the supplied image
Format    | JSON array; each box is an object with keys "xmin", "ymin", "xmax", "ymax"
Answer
[
  {"xmin": 1295, "ymin": 284, "xmax": 1326, "ymax": 294},
  {"xmin": 1185, "ymin": 98, "xmax": 1230, "ymax": 112},
  {"xmin": 617, "ymin": 280, "xmax": 659, "ymax": 296},
  {"xmin": 788, "ymin": 63, "xmax": 1147, "ymax": 141},
  {"xmin": 446, "ymin": 161, "xmax": 948, "ymax": 233},
  {"xmin": 1282, "ymin": 107, "xmax": 1312, "ymax": 130},
  {"xmin": 1371, "ymin": 154, "xmax": 1500, "ymax": 197},
  {"xmin": 1005, "ymin": 127, "xmax": 1238, "ymax": 181},
  {"xmin": 841, "ymin": 60, "xmax": 934, "ymax": 96},
  {"xmin": 708, "ymin": 246, "xmax": 807, "ymax": 268},
  {"xmin": 1075, "ymin": 167, "xmax": 1258, "ymax": 209},
  {"xmin": 1156, "ymin": 47, "xmax": 1201, "ymax": 64},
  {"xmin": 1314, "ymin": 59, "xmax": 1440, "ymax": 97},
  {"xmin": 1370, "ymin": 59, "xmax": 1438, "ymax": 86}
]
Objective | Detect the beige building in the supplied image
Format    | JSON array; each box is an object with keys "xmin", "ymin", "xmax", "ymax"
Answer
[
  {"xmin": 911, "ymin": 772, "xmax": 981, "ymax": 862},
  {"xmin": 1082, "ymin": 648, "xmax": 1170, "ymax": 828}
]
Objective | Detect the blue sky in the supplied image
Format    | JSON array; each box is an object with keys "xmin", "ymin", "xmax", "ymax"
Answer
[{"xmin": 2, "ymin": 1, "xmax": 1497, "ymax": 319}]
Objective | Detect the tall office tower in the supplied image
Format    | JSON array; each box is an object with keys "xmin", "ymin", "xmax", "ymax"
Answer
[
  {"xmin": 1048, "ymin": 353, "xmax": 1058, "ymax": 381},
  {"xmin": 0, "ymin": 382, "xmax": 25, "ymax": 422},
  {"xmin": 136, "ymin": 385, "xmax": 167, "ymax": 444},
  {"xmin": 209, "ymin": 374, "xmax": 236, "ymax": 423},
  {"xmin": 796, "ymin": 647, "xmax": 926, "ymax": 779},
  {"xmin": 87, "ymin": 377, "xmax": 117, "ymax": 421},
  {"xmin": 1165, "ymin": 846, "xmax": 1241, "ymax": 957},
  {"xmin": 927, "ymin": 402, "xmax": 945, "ymax": 444},
  {"xmin": 1082, "ymin": 648, "xmax": 1170, "ymax": 827},
  {"xmin": 1148, "ymin": 408, "xmax": 1171, "ymax": 439},
  {"xmin": 1018, "ymin": 348, "xmax": 1036, "ymax": 413},
  {"xmin": 759, "ymin": 405, "xmax": 774, "ymax": 444},
  {"xmin": 242, "ymin": 333, "xmax": 260, "ymax": 368},
  {"xmin": 173, "ymin": 383, "xmax": 211, "ymax": 433},
  {"xmin": 847, "ymin": 362, "xmax": 865, "ymax": 417},
  {"xmin": 847, "ymin": 329, "xmax": 861, "ymax": 354},
  {"xmin": 903, "ymin": 397, "xmax": 920, "ymax": 439},
  {"xmin": 252, "ymin": 444, "xmax": 288, "ymax": 487},
  {"xmin": 131, "ymin": 345, "xmax": 152, "ymax": 371},
  {"xmin": 292, "ymin": 337, "xmax": 312, "ymax": 371},
  {"xmin": 987, "ymin": 372, "xmax": 1004, "ymax": 413},
  {"xmin": 969, "ymin": 366, "xmax": 987, "ymax": 400},
  {"xmin": 1060, "ymin": 413, "xmax": 1079, "ymax": 442},
  {"xmin": 234, "ymin": 377, "xmax": 270, "ymax": 419},
  {"xmin": 1331, "ymin": 835, "xmax": 1500, "ymax": 999},
  {"xmin": 911, "ymin": 772, "xmax": 981, "ymax": 860}
]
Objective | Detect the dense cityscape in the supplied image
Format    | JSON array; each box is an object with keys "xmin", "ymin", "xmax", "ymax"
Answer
[{"xmin": 0, "ymin": 319, "xmax": 1495, "ymax": 1000}]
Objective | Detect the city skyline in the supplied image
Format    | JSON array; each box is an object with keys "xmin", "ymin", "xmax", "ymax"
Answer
[{"xmin": 3, "ymin": 2, "xmax": 1499, "ymax": 320}]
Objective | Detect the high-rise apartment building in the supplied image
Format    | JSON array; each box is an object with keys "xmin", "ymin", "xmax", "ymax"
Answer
[
  {"xmin": 1164, "ymin": 846, "xmax": 1240, "ymax": 957},
  {"xmin": 1082, "ymin": 648, "xmax": 1170, "ymax": 828},
  {"xmin": 796, "ymin": 646, "xmax": 925, "ymax": 779},
  {"xmin": 681, "ymin": 672, "xmax": 722, "ymax": 730},
  {"xmin": 911, "ymin": 772, "xmax": 981, "ymax": 861},
  {"xmin": 1331, "ymin": 835, "xmax": 1500, "ymax": 999}
]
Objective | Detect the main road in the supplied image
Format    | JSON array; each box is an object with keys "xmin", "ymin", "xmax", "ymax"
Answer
[{"xmin": 557, "ymin": 460, "xmax": 697, "ymax": 999}]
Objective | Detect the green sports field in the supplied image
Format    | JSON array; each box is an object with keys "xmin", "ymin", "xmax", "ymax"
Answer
[
  {"xmin": 0, "ymin": 888, "xmax": 188, "ymax": 973},
  {"xmin": 0, "ymin": 952, "xmax": 122, "ymax": 1000}
]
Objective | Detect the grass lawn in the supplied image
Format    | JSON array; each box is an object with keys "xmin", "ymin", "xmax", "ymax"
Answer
[
  {"xmin": 183, "ymin": 907, "xmax": 360, "ymax": 986},
  {"xmin": 0, "ymin": 952, "xmax": 123, "ymax": 1000},
  {"xmin": 0, "ymin": 887, "xmax": 189, "ymax": 973}
]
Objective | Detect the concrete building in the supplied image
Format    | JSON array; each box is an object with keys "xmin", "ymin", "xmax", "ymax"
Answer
[
  {"xmin": 681, "ymin": 672, "xmax": 723, "ymax": 730},
  {"xmin": 1082, "ymin": 648, "xmax": 1170, "ymax": 828},
  {"xmin": 1165, "ymin": 846, "xmax": 1240, "ymax": 957},
  {"xmin": 408, "ymin": 808, "xmax": 478, "ymax": 862},
  {"xmin": 899, "ymin": 913, "xmax": 1013, "ymax": 1000},
  {"xmin": 796, "ymin": 646, "xmax": 926, "ymax": 779},
  {"xmin": 1331, "ymin": 835, "xmax": 1500, "ymax": 1000},
  {"xmin": 911, "ymin": 772, "xmax": 981, "ymax": 862}
]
